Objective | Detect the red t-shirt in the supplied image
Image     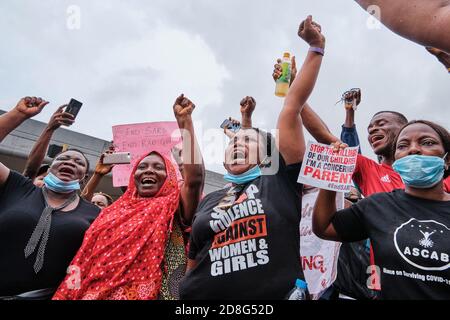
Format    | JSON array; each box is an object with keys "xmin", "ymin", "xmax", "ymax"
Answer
[
  {"xmin": 445, "ymin": 177, "xmax": 450, "ymax": 193},
  {"xmin": 352, "ymin": 155, "xmax": 404, "ymax": 197}
]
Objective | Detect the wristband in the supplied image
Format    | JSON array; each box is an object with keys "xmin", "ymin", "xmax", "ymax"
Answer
[{"xmin": 309, "ymin": 47, "xmax": 325, "ymax": 56}]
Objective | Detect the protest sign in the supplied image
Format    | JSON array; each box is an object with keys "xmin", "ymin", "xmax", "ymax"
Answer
[
  {"xmin": 300, "ymin": 188, "xmax": 344, "ymax": 299},
  {"xmin": 112, "ymin": 122, "xmax": 182, "ymax": 187},
  {"xmin": 298, "ymin": 141, "xmax": 359, "ymax": 192}
]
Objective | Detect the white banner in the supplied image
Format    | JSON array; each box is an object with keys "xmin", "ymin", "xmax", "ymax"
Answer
[
  {"xmin": 298, "ymin": 141, "xmax": 359, "ymax": 192},
  {"xmin": 300, "ymin": 188, "xmax": 344, "ymax": 299}
]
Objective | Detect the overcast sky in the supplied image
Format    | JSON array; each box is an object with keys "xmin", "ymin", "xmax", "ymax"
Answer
[{"xmin": 1, "ymin": 0, "xmax": 449, "ymax": 173}]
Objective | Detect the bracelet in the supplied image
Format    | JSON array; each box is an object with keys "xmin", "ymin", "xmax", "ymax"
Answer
[
  {"xmin": 309, "ymin": 47, "xmax": 325, "ymax": 56},
  {"xmin": 447, "ymin": 67, "xmax": 450, "ymax": 73}
]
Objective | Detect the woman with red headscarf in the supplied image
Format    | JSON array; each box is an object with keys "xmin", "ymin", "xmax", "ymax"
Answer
[{"xmin": 53, "ymin": 95, "xmax": 205, "ymax": 300}]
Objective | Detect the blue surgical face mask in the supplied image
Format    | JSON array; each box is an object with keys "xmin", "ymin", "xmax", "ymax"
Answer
[
  {"xmin": 43, "ymin": 172, "xmax": 80, "ymax": 193},
  {"xmin": 224, "ymin": 165, "xmax": 262, "ymax": 185},
  {"xmin": 393, "ymin": 154, "xmax": 447, "ymax": 189}
]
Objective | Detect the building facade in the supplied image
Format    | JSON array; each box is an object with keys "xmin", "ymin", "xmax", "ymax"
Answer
[{"xmin": 0, "ymin": 110, "xmax": 225, "ymax": 198}]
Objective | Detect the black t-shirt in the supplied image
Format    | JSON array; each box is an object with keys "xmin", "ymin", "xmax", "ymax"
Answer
[
  {"xmin": 332, "ymin": 189, "xmax": 450, "ymax": 300},
  {"xmin": 179, "ymin": 156, "xmax": 304, "ymax": 300},
  {"xmin": 0, "ymin": 171, "xmax": 100, "ymax": 296}
]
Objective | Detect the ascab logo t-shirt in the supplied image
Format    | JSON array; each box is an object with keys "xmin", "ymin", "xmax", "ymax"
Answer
[
  {"xmin": 332, "ymin": 189, "xmax": 450, "ymax": 300},
  {"xmin": 394, "ymin": 219, "xmax": 450, "ymax": 271}
]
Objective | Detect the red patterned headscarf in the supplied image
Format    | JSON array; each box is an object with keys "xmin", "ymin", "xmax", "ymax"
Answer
[{"xmin": 53, "ymin": 152, "xmax": 180, "ymax": 300}]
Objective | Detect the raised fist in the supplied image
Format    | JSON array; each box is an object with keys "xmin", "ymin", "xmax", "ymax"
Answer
[
  {"xmin": 173, "ymin": 94, "xmax": 196, "ymax": 120},
  {"xmin": 240, "ymin": 96, "xmax": 256, "ymax": 116},
  {"xmin": 298, "ymin": 15, "xmax": 325, "ymax": 48},
  {"xmin": 343, "ymin": 88, "xmax": 361, "ymax": 110},
  {"xmin": 15, "ymin": 96, "xmax": 49, "ymax": 118}
]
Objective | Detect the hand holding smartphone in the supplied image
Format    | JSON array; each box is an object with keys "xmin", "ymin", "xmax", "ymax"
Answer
[
  {"xmin": 220, "ymin": 119, "xmax": 241, "ymax": 133},
  {"xmin": 65, "ymin": 99, "xmax": 83, "ymax": 118}
]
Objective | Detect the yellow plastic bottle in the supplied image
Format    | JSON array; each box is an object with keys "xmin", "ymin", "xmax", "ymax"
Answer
[{"xmin": 275, "ymin": 52, "xmax": 292, "ymax": 97}]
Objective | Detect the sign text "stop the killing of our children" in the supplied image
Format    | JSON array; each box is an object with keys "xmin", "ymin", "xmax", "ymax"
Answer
[{"xmin": 298, "ymin": 142, "xmax": 359, "ymax": 192}]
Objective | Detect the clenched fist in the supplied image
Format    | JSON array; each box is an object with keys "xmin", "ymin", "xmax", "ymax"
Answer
[
  {"xmin": 343, "ymin": 89, "xmax": 361, "ymax": 111},
  {"xmin": 240, "ymin": 96, "xmax": 256, "ymax": 116},
  {"xmin": 14, "ymin": 96, "xmax": 49, "ymax": 119},
  {"xmin": 298, "ymin": 15, "xmax": 325, "ymax": 48},
  {"xmin": 173, "ymin": 94, "xmax": 196, "ymax": 121}
]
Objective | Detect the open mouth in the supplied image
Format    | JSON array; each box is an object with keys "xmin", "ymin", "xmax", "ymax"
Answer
[
  {"xmin": 59, "ymin": 167, "xmax": 75, "ymax": 175},
  {"xmin": 140, "ymin": 176, "xmax": 157, "ymax": 187},
  {"xmin": 232, "ymin": 149, "xmax": 246, "ymax": 161},
  {"xmin": 370, "ymin": 134, "xmax": 385, "ymax": 146}
]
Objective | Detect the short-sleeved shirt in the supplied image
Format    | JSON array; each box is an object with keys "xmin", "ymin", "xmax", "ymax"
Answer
[
  {"xmin": 332, "ymin": 189, "xmax": 450, "ymax": 300},
  {"xmin": 352, "ymin": 154, "xmax": 404, "ymax": 197},
  {"xmin": 0, "ymin": 171, "xmax": 100, "ymax": 296},
  {"xmin": 179, "ymin": 156, "xmax": 304, "ymax": 300}
]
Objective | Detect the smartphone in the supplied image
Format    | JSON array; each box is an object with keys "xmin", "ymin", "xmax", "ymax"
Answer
[
  {"xmin": 103, "ymin": 152, "xmax": 132, "ymax": 165},
  {"xmin": 220, "ymin": 119, "xmax": 241, "ymax": 133},
  {"xmin": 47, "ymin": 144, "xmax": 64, "ymax": 158},
  {"xmin": 66, "ymin": 99, "xmax": 83, "ymax": 118}
]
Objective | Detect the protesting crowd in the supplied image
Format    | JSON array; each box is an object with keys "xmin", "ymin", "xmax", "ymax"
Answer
[{"xmin": 0, "ymin": 1, "xmax": 450, "ymax": 301}]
